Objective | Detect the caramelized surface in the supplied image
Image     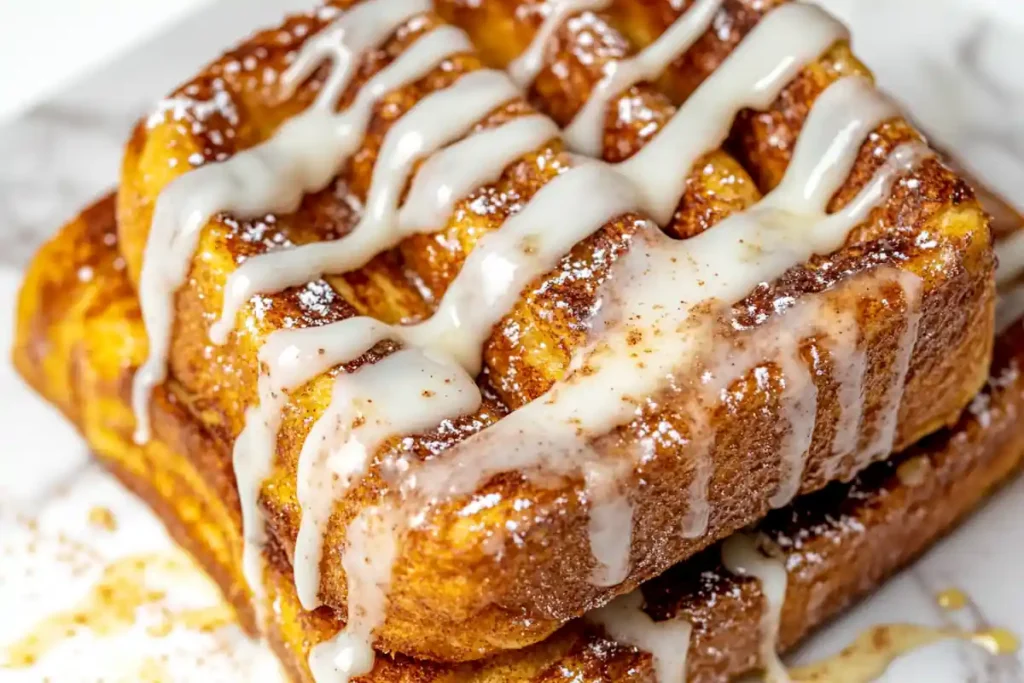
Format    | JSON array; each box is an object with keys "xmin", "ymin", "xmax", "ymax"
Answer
[
  {"xmin": 108, "ymin": 0, "xmax": 997, "ymax": 662},
  {"xmin": 14, "ymin": 194, "xmax": 1023, "ymax": 682}
]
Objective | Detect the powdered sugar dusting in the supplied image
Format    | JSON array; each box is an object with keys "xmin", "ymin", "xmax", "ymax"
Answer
[
  {"xmin": 146, "ymin": 87, "xmax": 240, "ymax": 131},
  {"xmin": 297, "ymin": 280, "xmax": 336, "ymax": 318}
]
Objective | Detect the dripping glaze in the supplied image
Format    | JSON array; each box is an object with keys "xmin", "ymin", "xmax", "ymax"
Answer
[
  {"xmin": 563, "ymin": 0, "xmax": 724, "ymax": 156},
  {"xmin": 507, "ymin": 0, "xmax": 613, "ymax": 87},
  {"xmin": 722, "ymin": 533, "xmax": 790, "ymax": 683},
  {"xmin": 588, "ymin": 591, "xmax": 693, "ymax": 683}
]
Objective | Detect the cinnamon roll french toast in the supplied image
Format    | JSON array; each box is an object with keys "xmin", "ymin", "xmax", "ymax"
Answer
[
  {"xmin": 105, "ymin": 0, "xmax": 997, "ymax": 665},
  {"xmin": 14, "ymin": 193, "xmax": 1024, "ymax": 682},
  {"xmin": 11, "ymin": 0, "xmax": 1008, "ymax": 676}
]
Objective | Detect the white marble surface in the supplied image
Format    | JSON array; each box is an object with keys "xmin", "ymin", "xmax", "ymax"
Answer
[
  {"xmin": 0, "ymin": 1, "xmax": 1022, "ymax": 681},
  {"xmin": 822, "ymin": 0, "xmax": 1024, "ymax": 215},
  {"xmin": 0, "ymin": 0, "xmax": 214, "ymax": 122}
]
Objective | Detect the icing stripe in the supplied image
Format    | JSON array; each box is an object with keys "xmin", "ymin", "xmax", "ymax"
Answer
[
  {"xmin": 211, "ymin": 67, "xmax": 521, "ymax": 343},
  {"xmin": 722, "ymin": 533, "xmax": 789, "ymax": 682},
  {"xmin": 619, "ymin": 4, "xmax": 848, "ymax": 224},
  {"xmin": 588, "ymin": 591, "xmax": 693, "ymax": 683},
  {"xmin": 564, "ymin": 0, "xmax": 723, "ymax": 155},
  {"xmin": 508, "ymin": 0, "xmax": 613, "ymax": 87},
  {"xmin": 132, "ymin": 0, "xmax": 443, "ymax": 441}
]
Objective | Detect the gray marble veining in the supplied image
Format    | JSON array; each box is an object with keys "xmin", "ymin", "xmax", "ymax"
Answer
[
  {"xmin": 0, "ymin": 0, "xmax": 314, "ymax": 267},
  {"xmin": 820, "ymin": 0, "xmax": 1024, "ymax": 211}
]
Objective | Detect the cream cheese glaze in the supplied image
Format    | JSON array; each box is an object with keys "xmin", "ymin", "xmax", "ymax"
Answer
[
  {"xmin": 130, "ymin": 0, "xmax": 935, "ymax": 679},
  {"xmin": 507, "ymin": 0, "xmax": 613, "ymax": 87},
  {"xmin": 588, "ymin": 591, "xmax": 694, "ymax": 683},
  {"xmin": 292, "ymin": 348, "xmax": 480, "ymax": 611},
  {"xmin": 722, "ymin": 533, "xmax": 790, "ymax": 683},
  {"xmin": 860, "ymin": 271, "xmax": 923, "ymax": 466},
  {"xmin": 617, "ymin": 4, "xmax": 849, "ymax": 224},
  {"xmin": 563, "ymin": 0, "xmax": 724, "ymax": 155},
  {"xmin": 209, "ymin": 67, "xmax": 526, "ymax": 343},
  {"xmin": 133, "ymin": 0, "xmax": 442, "ymax": 442},
  {"xmin": 825, "ymin": 310, "xmax": 868, "ymax": 479},
  {"xmin": 287, "ymin": 160, "xmax": 644, "ymax": 612},
  {"xmin": 404, "ymin": 93, "xmax": 926, "ymax": 516}
]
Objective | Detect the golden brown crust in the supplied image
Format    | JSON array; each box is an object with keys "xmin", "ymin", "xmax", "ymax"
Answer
[
  {"xmin": 12, "ymin": 196, "xmax": 120, "ymax": 424},
  {"xmin": 109, "ymin": 0, "xmax": 995, "ymax": 661},
  {"xmin": 14, "ymin": 194, "xmax": 1023, "ymax": 682}
]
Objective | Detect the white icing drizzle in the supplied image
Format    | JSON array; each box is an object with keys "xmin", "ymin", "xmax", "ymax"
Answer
[
  {"xmin": 618, "ymin": 3, "xmax": 848, "ymax": 224},
  {"xmin": 293, "ymin": 347, "xmax": 481, "ymax": 610},
  {"xmin": 823, "ymin": 309, "xmax": 866, "ymax": 478},
  {"xmin": 283, "ymin": 0, "xmax": 434, "ymax": 105},
  {"xmin": 507, "ymin": 0, "xmax": 613, "ymax": 87},
  {"xmin": 762, "ymin": 77, "xmax": 898, "ymax": 215},
  {"xmin": 211, "ymin": 67, "xmax": 523, "ymax": 342},
  {"xmin": 400, "ymin": 161, "xmax": 644, "ymax": 373},
  {"xmin": 309, "ymin": 505, "xmax": 402, "ymax": 683},
  {"xmin": 860, "ymin": 269, "xmax": 924, "ymax": 466},
  {"xmin": 132, "ymin": 0, "xmax": 438, "ymax": 441},
  {"xmin": 233, "ymin": 406, "xmax": 275, "ymax": 622},
  {"xmin": 564, "ymin": 0, "xmax": 723, "ymax": 156},
  {"xmin": 152, "ymin": 3, "xmax": 504, "ymax": 677},
  {"xmin": 763, "ymin": 75, "xmax": 900, "ymax": 506},
  {"xmin": 277, "ymin": 161, "xmax": 643, "ymax": 608},
  {"xmin": 762, "ymin": 75, "xmax": 898, "ymax": 506},
  {"xmin": 190, "ymin": 6, "xmax": 644, "ymax": 671},
  {"xmin": 584, "ymin": 460, "xmax": 634, "ymax": 586},
  {"xmin": 398, "ymin": 114, "xmax": 560, "ymax": 232},
  {"xmin": 224, "ymin": 20, "xmax": 641, "ymax": 676},
  {"xmin": 234, "ymin": 331, "xmax": 312, "ymax": 617},
  {"xmin": 235, "ymin": 318, "xmax": 409, "ymax": 618},
  {"xmin": 137, "ymin": 6, "xmax": 563, "ymax": 668},
  {"xmin": 770, "ymin": 331, "xmax": 818, "ymax": 508},
  {"xmin": 246, "ymin": 317, "xmax": 483, "ymax": 631},
  {"xmin": 587, "ymin": 591, "xmax": 693, "ymax": 683},
  {"xmin": 721, "ymin": 533, "xmax": 790, "ymax": 683},
  {"xmin": 689, "ymin": 294, "xmax": 859, "ymax": 513},
  {"xmin": 678, "ymin": 402, "xmax": 714, "ymax": 539}
]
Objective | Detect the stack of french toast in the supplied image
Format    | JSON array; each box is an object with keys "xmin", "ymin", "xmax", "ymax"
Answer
[{"xmin": 11, "ymin": 0, "xmax": 1024, "ymax": 681}]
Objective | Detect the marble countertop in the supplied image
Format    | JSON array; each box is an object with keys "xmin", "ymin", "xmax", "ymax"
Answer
[
  {"xmin": 0, "ymin": 0, "xmax": 214, "ymax": 122},
  {"xmin": 0, "ymin": 1, "xmax": 1022, "ymax": 681},
  {"xmin": 0, "ymin": 0, "xmax": 316, "ymax": 270}
]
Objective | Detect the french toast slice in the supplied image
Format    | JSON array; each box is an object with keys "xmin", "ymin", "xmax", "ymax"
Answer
[
  {"xmin": 113, "ymin": 0, "xmax": 994, "ymax": 662},
  {"xmin": 15, "ymin": 194, "xmax": 1023, "ymax": 682}
]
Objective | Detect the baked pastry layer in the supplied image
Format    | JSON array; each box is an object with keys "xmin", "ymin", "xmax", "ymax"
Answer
[
  {"xmin": 14, "ymin": 194, "xmax": 1021, "ymax": 682},
  {"xmin": 110, "ymin": 0, "xmax": 995, "ymax": 661}
]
